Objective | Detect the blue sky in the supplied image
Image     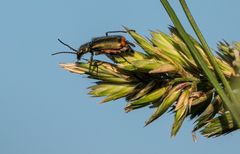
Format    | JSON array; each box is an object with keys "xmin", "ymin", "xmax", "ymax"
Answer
[{"xmin": 1, "ymin": 0, "xmax": 240, "ymax": 154}]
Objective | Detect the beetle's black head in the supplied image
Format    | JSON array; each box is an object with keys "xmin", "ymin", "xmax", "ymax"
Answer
[
  {"xmin": 76, "ymin": 52, "xmax": 84, "ymax": 60},
  {"xmin": 79, "ymin": 42, "xmax": 90, "ymax": 54},
  {"xmin": 74, "ymin": 42, "xmax": 91, "ymax": 60}
]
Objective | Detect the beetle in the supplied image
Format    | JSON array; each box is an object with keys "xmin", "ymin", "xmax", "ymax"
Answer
[{"xmin": 52, "ymin": 30, "xmax": 135, "ymax": 63}]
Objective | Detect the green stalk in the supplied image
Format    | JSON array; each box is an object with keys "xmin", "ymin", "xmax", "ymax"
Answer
[
  {"xmin": 179, "ymin": 0, "xmax": 240, "ymax": 114},
  {"xmin": 159, "ymin": 0, "xmax": 240, "ymax": 127}
]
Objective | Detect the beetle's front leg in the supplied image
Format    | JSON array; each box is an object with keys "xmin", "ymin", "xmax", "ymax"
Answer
[{"xmin": 89, "ymin": 51, "xmax": 94, "ymax": 71}]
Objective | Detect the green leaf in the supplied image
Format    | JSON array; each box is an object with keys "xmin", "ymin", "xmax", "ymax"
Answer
[
  {"xmin": 107, "ymin": 50, "xmax": 147, "ymax": 64},
  {"xmin": 128, "ymin": 80, "xmax": 157, "ymax": 101},
  {"xmin": 171, "ymin": 103, "xmax": 188, "ymax": 137},
  {"xmin": 131, "ymin": 59, "xmax": 169, "ymax": 73},
  {"xmin": 124, "ymin": 26, "xmax": 156, "ymax": 57},
  {"xmin": 171, "ymin": 88, "xmax": 190, "ymax": 137},
  {"xmin": 201, "ymin": 111, "xmax": 237, "ymax": 138},
  {"xmin": 88, "ymin": 83, "xmax": 135, "ymax": 104},
  {"xmin": 145, "ymin": 83, "xmax": 190, "ymax": 126},
  {"xmin": 125, "ymin": 85, "xmax": 168, "ymax": 112},
  {"xmin": 193, "ymin": 95, "xmax": 222, "ymax": 132},
  {"xmin": 149, "ymin": 63, "xmax": 177, "ymax": 74},
  {"xmin": 99, "ymin": 86, "xmax": 135, "ymax": 104}
]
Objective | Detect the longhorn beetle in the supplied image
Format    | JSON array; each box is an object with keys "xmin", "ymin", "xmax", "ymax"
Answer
[{"xmin": 52, "ymin": 30, "xmax": 135, "ymax": 66}]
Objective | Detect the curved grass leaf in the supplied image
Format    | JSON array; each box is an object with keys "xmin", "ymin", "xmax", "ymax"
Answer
[
  {"xmin": 125, "ymin": 85, "xmax": 168, "ymax": 112},
  {"xmin": 201, "ymin": 111, "xmax": 237, "ymax": 137},
  {"xmin": 145, "ymin": 83, "xmax": 190, "ymax": 126}
]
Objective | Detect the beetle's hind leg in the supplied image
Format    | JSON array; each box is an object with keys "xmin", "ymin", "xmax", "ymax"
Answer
[
  {"xmin": 105, "ymin": 31, "xmax": 127, "ymax": 36},
  {"xmin": 105, "ymin": 30, "xmax": 136, "ymax": 36}
]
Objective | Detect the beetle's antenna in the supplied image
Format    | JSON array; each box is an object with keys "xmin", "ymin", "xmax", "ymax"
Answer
[
  {"xmin": 58, "ymin": 38, "xmax": 78, "ymax": 52},
  {"xmin": 51, "ymin": 51, "xmax": 77, "ymax": 56}
]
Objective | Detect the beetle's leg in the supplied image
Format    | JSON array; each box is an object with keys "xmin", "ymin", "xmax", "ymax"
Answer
[
  {"xmin": 90, "ymin": 50, "xmax": 101, "ymax": 74},
  {"xmin": 105, "ymin": 30, "xmax": 136, "ymax": 36},
  {"xmin": 89, "ymin": 51, "xmax": 94, "ymax": 71},
  {"xmin": 94, "ymin": 51, "xmax": 102, "ymax": 55},
  {"xmin": 106, "ymin": 31, "xmax": 126, "ymax": 36},
  {"xmin": 126, "ymin": 40, "xmax": 136, "ymax": 47},
  {"xmin": 118, "ymin": 54, "xmax": 132, "ymax": 65}
]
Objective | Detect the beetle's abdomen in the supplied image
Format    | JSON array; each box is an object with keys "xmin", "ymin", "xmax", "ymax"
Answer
[{"xmin": 91, "ymin": 35, "xmax": 126, "ymax": 50}]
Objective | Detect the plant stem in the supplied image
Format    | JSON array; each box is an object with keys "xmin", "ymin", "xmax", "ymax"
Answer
[
  {"xmin": 179, "ymin": 0, "xmax": 240, "ymax": 114},
  {"xmin": 159, "ymin": 0, "xmax": 240, "ymax": 127}
]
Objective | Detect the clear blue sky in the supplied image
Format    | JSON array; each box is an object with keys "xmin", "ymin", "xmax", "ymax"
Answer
[{"xmin": 1, "ymin": 0, "xmax": 240, "ymax": 154}]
